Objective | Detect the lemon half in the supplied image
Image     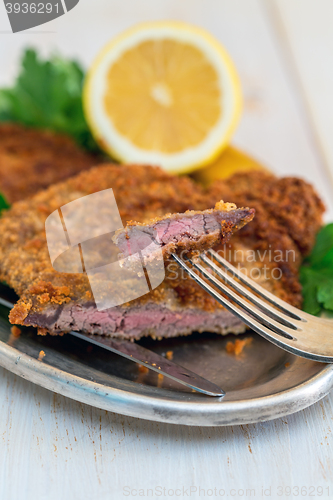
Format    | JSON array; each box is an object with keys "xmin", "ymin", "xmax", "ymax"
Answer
[
  {"xmin": 84, "ymin": 21, "xmax": 242, "ymax": 173},
  {"xmin": 192, "ymin": 146, "xmax": 270, "ymax": 186}
]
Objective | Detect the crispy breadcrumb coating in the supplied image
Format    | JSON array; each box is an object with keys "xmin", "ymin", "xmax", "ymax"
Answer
[
  {"xmin": 0, "ymin": 123, "xmax": 97, "ymax": 202},
  {"xmin": 0, "ymin": 164, "xmax": 324, "ymax": 339}
]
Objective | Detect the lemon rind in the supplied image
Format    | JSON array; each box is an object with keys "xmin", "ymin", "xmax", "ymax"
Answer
[{"xmin": 83, "ymin": 21, "xmax": 242, "ymax": 173}]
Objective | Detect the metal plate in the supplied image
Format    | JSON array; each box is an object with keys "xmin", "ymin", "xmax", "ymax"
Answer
[{"xmin": 0, "ymin": 303, "xmax": 332, "ymax": 426}]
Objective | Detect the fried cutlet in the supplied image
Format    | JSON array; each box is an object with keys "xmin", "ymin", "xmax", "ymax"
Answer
[
  {"xmin": 0, "ymin": 123, "xmax": 97, "ymax": 202},
  {"xmin": 0, "ymin": 164, "xmax": 324, "ymax": 340},
  {"xmin": 113, "ymin": 201, "xmax": 254, "ymax": 260}
]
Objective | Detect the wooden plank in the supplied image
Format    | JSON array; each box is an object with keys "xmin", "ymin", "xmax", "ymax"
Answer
[
  {"xmin": 269, "ymin": 0, "xmax": 333, "ymax": 201},
  {"xmin": 0, "ymin": 367, "xmax": 332, "ymax": 498},
  {"xmin": 0, "ymin": 1, "xmax": 333, "ymax": 498},
  {"xmin": 1, "ymin": 0, "xmax": 332, "ymax": 221}
]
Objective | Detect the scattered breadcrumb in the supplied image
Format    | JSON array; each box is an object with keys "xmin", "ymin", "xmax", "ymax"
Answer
[
  {"xmin": 38, "ymin": 350, "xmax": 46, "ymax": 361},
  {"xmin": 157, "ymin": 373, "xmax": 164, "ymax": 387},
  {"xmin": 8, "ymin": 326, "xmax": 22, "ymax": 346},
  {"xmin": 10, "ymin": 326, "xmax": 21, "ymax": 338},
  {"xmin": 226, "ymin": 337, "xmax": 253, "ymax": 356},
  {"xmin": 166, "ymin": 350, "xmax": 174, "ymax": 361},
  {"xmin": 138, "ymin": 364, "xmax": 149, "ymax": 374},
  {"xmin": 284, "ymin": 362, "xmax": 291, "ymax": 368}
]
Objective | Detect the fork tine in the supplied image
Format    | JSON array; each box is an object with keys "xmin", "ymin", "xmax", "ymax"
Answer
[
  {"xmin": 171, "ymin": 253, "xmax": 298, "ymax": 351},
  {"xmin": 207, "ymin": 250, "xmax": 305, "ymax": 321},
  {"xmin": 200, "ymin": 252, "xmax": 300, "ymax": 329},
  {"xmin": 188, "ymin": 258, "xmax": 298, "ymax": 340}
]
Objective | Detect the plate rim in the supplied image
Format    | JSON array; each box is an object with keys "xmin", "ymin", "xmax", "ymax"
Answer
[{"xmin": 1, "ymin": 335, "xmax": 333, "ymax": 426}]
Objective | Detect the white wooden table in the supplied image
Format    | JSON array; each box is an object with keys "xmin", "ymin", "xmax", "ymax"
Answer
[{"xmin": 1, "ymin": 1, "xmax": 333, "ymax": 498}]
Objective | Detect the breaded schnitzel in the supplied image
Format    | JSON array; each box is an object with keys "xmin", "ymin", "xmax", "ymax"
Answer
[
  {"xmin": 0, "ymin": 123, "xmax": 97, "ymax": 202},
  {"xmin": 0, "ymin": 164, "xmax": 324, "ymax": 339}
]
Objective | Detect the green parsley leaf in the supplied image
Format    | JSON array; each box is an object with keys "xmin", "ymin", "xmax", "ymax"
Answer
[
  {"xmin": 300, "ymin": 224, "xmax": 333, "ymax": 315},
  {"xmin": 306, "ymin": 223, "xmax": 333, "ymax": 268},
  {"xmin": 317, "ymin": 282, "xmax": 333, "ymax": 311},
  {"xmin": 0, "ymin": 193, "xmax": 10, "ymax": 214},
  {"xmin": 0, "ymin": 49, "xmax": 100, "ymax": 153},
  {"xmin": 299, "ymin": 267, "xmax": 322, "ymax": 315}
]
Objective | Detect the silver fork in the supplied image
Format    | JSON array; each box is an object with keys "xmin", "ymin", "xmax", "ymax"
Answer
[{"xmin": 172, "ymin": 249, "xmax": 333, "ymax": 363}]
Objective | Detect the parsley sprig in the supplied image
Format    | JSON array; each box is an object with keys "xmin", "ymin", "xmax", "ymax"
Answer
[
  {"xmin": 0, "ymin": 48, "xmax": 99, "ymax": 152},
  {"xmin": 0, "ymin": 193, "xmax": 10, "ymax": 214},
  {"xmin": 300, "ymin": 224, "xmax": 333, "ymax": 315}
]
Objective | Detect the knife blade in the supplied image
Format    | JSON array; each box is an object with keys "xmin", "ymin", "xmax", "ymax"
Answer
[
  {"xmin": 69, "ymin": 330, "xmax": 225, "ymax": 396},
  {"xmin": 0, "ymin": 284, "xmax": 224, "ymax": 397}
]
